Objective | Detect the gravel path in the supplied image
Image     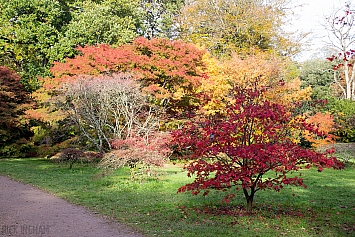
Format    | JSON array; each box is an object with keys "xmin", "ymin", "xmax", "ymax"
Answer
[{"xmin": 0, "ymin": 175, "xmax": 146, "ymax": 237}]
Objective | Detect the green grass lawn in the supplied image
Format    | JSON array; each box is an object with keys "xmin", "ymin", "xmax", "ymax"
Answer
[{"xmin": 0, "ymin": 158, "xmax": 354, "ymax": 237}]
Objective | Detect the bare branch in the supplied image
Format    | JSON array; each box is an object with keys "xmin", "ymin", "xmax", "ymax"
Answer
[{"xmin": 62, "ymin": 73, "xmax": 164, "ymax": 152}]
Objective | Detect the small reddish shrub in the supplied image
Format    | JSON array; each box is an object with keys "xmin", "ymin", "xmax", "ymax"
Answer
[{"xmin": 99, "ymin": 131, "xmax": 171, "ymax": 176}]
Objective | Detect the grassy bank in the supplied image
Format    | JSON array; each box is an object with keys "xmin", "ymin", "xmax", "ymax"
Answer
[{"xmin": 0, "ymin": 158, "xmax": 354, "ymax": 236}]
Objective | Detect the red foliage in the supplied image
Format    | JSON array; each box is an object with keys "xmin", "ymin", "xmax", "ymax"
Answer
[
  {"xmin": 0, "ymin": 66, "xmax": 30, "ymax": 111},
  {"xmin": 326, "ymin": 5, "xmax": 355, "ymax": 71},
  {"xmin": 102, "ymin": 131, "xmax": 171, "ymax": 168},
  {"xmin": 172, "ymin": 83, "xmax": 343, "ymax": 212},
  {"xmin": 0, "ymin": 66, "xmax": 33, "ymax": 150},
  {"xmin": 327, "ymin": 53, "xmax": 353, "ymax": 71},
  {"xmin": 50, "ymin": 37, "xmax": 206, "ymax": 111},
  {"xmin": 51, "ymin": 44, "xmax": 134, "ymax": 77}
]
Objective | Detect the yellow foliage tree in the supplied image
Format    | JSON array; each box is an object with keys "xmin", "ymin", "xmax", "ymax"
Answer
[{"xmin": 198, "ymin": 53, "xmax": 312, "ymax": 115}]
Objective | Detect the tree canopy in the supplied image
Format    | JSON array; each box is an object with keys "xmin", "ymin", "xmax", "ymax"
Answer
[
  {"xmin": 177, "ymin": 0, "xmax": 298, "ymax": 57},
  {"xmin": 0, "ymin": 0, "xmax": 72, "ymax": 91},
  {"xmin": 49, "ymin": 37, "xmax": 207, "ymax": 113},
  {"xmin": 198, "ymin": 52, "xmax": 312, "ymax": 115},
  {"xmin": 50, "ymin": 0, "xmax": 141, "ymax": 61}
]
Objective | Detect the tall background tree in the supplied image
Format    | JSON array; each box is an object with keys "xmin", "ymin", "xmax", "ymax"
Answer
[
  {"xmin": 177, "ymin": 0, "xmax": 299, "ymax": 57},
  {"xmin": 299, "ymin": 58, "xmax": 334, "ymax": 98},
  {"xmin": 0, "ymin": 0, "xmax": 71, "ymax": 91},
  {"xmin": 0, "ymin": 0, "xmax": 143, "ymax": 92},
  {"xmin": 50, "ymin": 0, "xmax": 141, "ymax": 61}
]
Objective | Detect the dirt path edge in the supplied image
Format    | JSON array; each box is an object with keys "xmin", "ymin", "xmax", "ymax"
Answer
[{"xmin": 0, "ymin": 175, "xmax": 146, "ymax": 237}]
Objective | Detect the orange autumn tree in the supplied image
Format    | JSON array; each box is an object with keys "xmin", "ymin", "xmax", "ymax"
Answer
[
  {"xmin": 50, "ymin": 37, "xmax": 207, "ymax": 113},
  {"xmin": 303, "ymin": 112, "xmax": 337, "ymax": 148}
]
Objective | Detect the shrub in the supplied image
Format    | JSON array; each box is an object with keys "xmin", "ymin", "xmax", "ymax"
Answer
[
  {"xmin": 99, "ymin": 131, "xmax": 171, "ymax": 179},
  {"xmin": 52, "ymin": 148, "xmax": 102, "ymax": 169}
]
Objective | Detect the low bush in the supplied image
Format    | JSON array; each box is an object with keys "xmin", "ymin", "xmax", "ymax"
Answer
[{"xmin": 52, "ymin": 148, "xmax": 103, "ymax": 169}]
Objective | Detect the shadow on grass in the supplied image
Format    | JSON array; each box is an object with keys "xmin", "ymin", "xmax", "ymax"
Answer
[{"xmin": 174, "ymin": 167, "xmax": 355, "ymax": 236}]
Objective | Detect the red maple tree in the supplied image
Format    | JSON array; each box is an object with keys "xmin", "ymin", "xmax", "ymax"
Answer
[{"xmin": 172, "ymin": 82, "xmax": 343, "ymax": 213}]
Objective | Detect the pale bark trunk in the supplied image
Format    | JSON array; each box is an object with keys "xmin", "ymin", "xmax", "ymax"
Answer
[
  {"xmin": 344, "ymin": 64, "xmax": 352, "ymax": 99},
  {"xmin": 351, "ymin": 66, "xmax": 355, "ymax": 100},
  {"xmin": 334, "ymin": 71, "xmax": 346, "ymax": 99}
]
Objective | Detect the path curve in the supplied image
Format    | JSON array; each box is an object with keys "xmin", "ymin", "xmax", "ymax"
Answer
[{"xmin": 0, "ymin": 175, "xmax": 146, "ymax": 237}]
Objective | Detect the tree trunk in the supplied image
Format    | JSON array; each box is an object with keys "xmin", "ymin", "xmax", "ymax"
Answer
[
  {"xmin": 344, "ymin": 64, "xmax": 352, "ymax": 99},
  {"xmin": 246, "ymin": 195, "xmax": 254, "ymax": 213},
  {"xmin": 243, "ymin": 188, "xmax": 255, "ymax": 213}
]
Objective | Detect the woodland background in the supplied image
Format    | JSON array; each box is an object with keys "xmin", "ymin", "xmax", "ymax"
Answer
[{"xmin": 1, "ymin": 0, "xmax": 354, "ymax": 161}]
